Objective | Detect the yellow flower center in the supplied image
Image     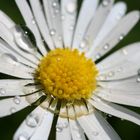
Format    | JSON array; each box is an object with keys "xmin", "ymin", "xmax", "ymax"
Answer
[{"xmin": 36, "ymin": 48, "xmax": 98, "ymax": 100}]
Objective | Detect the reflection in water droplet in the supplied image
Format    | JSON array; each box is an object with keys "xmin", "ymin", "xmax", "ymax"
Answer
[
  {"xmin": 122, "ymin": 49, "xmax": 128, "ymax": 55},
  {"xmin": 32, "ymin": 19, "xmax": 36, "ymax": 25},
  {"xmin": 103, "ymin": 44, "xmax": 109, "ymax": 50},
  {"xmin": 102, "ymin": 0, "xmax": 110, "ymax": 7},
  {"xmin": 10, "ymin": 107, "xmax": 16, "ymax": 114},
  {"xmin": 18, "ymin": 134, "xmax": 28, "ymax": 140},
  {"xmin": 0, "ymin": 88, "xmax": 6, "ymax": 95},
  {"xmin": 52, "ymin": 1, "xmax": 57, "ymax": 8},
  {"xmin": 137, "ymin": 77, "xmax": 140, "ymax": 83},
  {"xmin": 119, "ymin": 34, "xmax": 124, "ymax": 41},
  {"xmin": 108, "ymin": 71, "xmax": 115, "ymax": 77},
  {"xmin": 66, "ymin": 1, "xmax": 77, "ymax": 14},
  {"xmin": 80, "ymin": 39, "xmax": 88, "ymax": 49},
  {"xmin": 13, "ymin": 96, "xmax": 21, "ymax": 104},
  {"xmin": 95, "ymin": 53, "xmax": 101, "ymax": 59},
  {"xmin": 69, "ymin": 25, "xmax": 74, "ymax": 31},
  {"xmin": 26, "ymin": 115, "xmax": 38, "ymax": 128},
  {"xmin": 50, "ymin": 29, "xmax": 56, "ymax": 36},
  {"xmin": 76, "ymin": 133, "xmax": 81, "ymax": 138}
]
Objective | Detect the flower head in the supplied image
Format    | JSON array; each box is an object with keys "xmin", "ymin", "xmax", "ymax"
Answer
[{"xmin": 0, "ymin": 0, "xmax": 140, "ymax": 140}]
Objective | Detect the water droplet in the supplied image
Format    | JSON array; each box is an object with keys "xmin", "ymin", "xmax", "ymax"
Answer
[
  {"xmin": 108, "ymin": 114, "xmax": 112, "ymax": 117},
  {"xmin": 13, "ymin": 25, "xmax": 37, "ymax": 53},
  {"xmin": 26, "ymin": 115, "xmax": 38, "ymax": 128},
  {"xmin": 95, "ymin": 53, "xmax": 101, "ymax": 59},
  {"xmin": 92, "ymin": 131, "xmax": 99, "ymax": 136},
  {"xmin": 108, "ymin": 71, "xmax": 115, "ymax": 77},
  {"xmin": 18, "ymin": 135, "xmax": 27, "ymax": 140},
  {"xmin": 76, "ymin": 133, "xmax": 81, "ymax": 138},
  {"xmin": 122, "ymin": 49, "xmax": 128, "ymax": 55},
  {"xmin": 80, "ymin": 39, "xmax": 88, "ymax": 49},
  {"xmin": 50, "ymin": 29, "xmax": 56, "ymax": 36},
  {"xmin": 52, "ymin": 1, "xmax": 57, "ymax": 8},
  {"xmin": 0, "ymin": 88, "xmax": 6, "ymax": 95},
  {"xmin": 31, "ymin": 19, "xmax": 36, "ymax": 24},
  {"xmin": 102, "ymin": 0, "xmax": 110, "ymax": 6},
  {"xmin": 137, "ymin": 77, "xmax": 140, "ymax": 82},
  {"xmin": 103, "ymin": 44, "xmax": 109, "ymax": 50},
  {"xmin": 56, "ymin": 125, "xmax": 63, "ymax": 132},
  {"xmin": 13, "ymin": 96, "xmax": 21, "ymax": 104},
  {"xmin": 1, "ymin": 53, "xmax": 18, "ymax": 65},
  {"xmin": 69, "ymin": 25, "xmax": 74, "ymax": 31},
  {"xmin": 55, "ymin": 9, "xmax": 59, "ymax": 14},
  {"xmin": 61, "ymin": 15, "xmax": 65, "ymax": 20},
  {"xmin": 10, "ymin": 107, "xmax": 16, "ymax": 114},
  {"xmin": 119, "ymin": 34, "xmax": 124, "ymax": 41},
  {"xmin": 98, "ymin": 75, "xmax": 106, "ymax": 80},
  {"xmin": 66, "ymin": 1, "xmax": 77, "ymax": 14}
]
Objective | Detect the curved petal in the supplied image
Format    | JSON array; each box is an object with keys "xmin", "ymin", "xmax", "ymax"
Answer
[
  {"xmin": 29, "ymin": 0, "xmax": 55, "ymax": 50},
  {"xmin": 90, "ymin": 2, "xmax": 127, "ymax": 53},
  {"xmin": 69, "ymin": 119, "xmax": 86, "ymax": 140},
  {"xmin": 97, "ymin": 42, "xmax": 140, "ymax": 80},
  {"xmin": 72, "ymin": 0, "xmax": 99, "ymax": 50},
  {"xmin": 15, "ymin": 0, "xmax": 47, "ymax": 55},
  {"xmin": 88, "ymin": 11, "xmax": 140, "ymax": 60},
  {"xmin": 56, "ymin": 117, "xmax": 71, "ymax": 140},
  {"xmin": 0, "ymin": 79, "xmax": 37, "ymax": 96},
  {"xmin": 89, "ymin": 97, "xmax": 140, "ymax": 125},
  {"xmin": 0, "ymin": 93, "xmax": 41, "ymax": 118},
  {"xmin": 82, "ymin": 0, "xmax": 114, "ymax": 53},
  {"xmin": 78, "ymin": 110, "xmax": 121, "ymax": 140},
  {"xmin": 61, "ymin": 0, "xmax": 77, "ymax": 48},
  {"xmin": 43, "ymin": 0, "xmax": 63, "ymax": 48}
]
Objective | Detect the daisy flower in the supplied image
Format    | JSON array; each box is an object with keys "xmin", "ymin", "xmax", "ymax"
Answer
[{"xmin": 0, "ymin": 0, "xmax": 140, "ymax": 139}]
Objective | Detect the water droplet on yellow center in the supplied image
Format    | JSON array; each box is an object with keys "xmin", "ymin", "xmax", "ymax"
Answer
[{"xmin": 36, "ymin": 48, "xmax": 98, "ymax": 100}]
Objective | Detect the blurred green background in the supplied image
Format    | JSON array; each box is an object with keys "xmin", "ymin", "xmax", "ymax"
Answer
[{"xmin": 0, "ymin": 0, "xmax": 140, "ymax": 140}]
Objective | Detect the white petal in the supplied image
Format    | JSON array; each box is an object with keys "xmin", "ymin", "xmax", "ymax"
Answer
[
  {"xmin": 97, "ymin": 42, "xmax": 140, "ymax": 80},
  {"xmin": 0, "ymin": 52, "xmax": 34, "ymax": 79},
  {"xmin": 30, "ymin": 100, "xmax": 57, "ymax": 140},
  {"xmin": 0, "ymin": 93, "xmax": 41, "ymax": 118},
  {"xmin": 15, "ymin": 0, "xmax": 48, "ymax": 55},
  {"xmin": 89, "ymin": 97, "xmax": 140, "ymax": 125},
  {"xmin": 0, "ymin": 10, "xmax": 15, "ymax": 28},
  {"xmin": 89, "ymin": 11, "xmax": 140, "ymax": 60},
  {"xmin": 0, "ymin": 22, "xmax": 40, "ymax": 65},
  {"xmin": 83, "ymin": 0, "xmax": 114, "ymax": 54},
  {"xmin": 56, "ymin": 117, "xmax": 71, "ymax": 140},
  {"xmin": 97, "ymin": 89, "xmax": 140, "ymax": 107},
  {"xmin": 0, "ymin": 79, "xmax": 37, "ymax": 96},
  {"xmin": 29, "ymin": 0, "xmax": 55, "ymax": 50},
  {"xmin": 98, "ymin": 75, "xmax": 140, "ymax": 92},
  {"xmin": 78, "ymin": 111, "xmax": 121, "ymax": 140},
  {"xmin": 69, "ymin": 119, "xmax": 86, "ymax": 140},
  {"xmin": 72, "ymin": 0, "xmax": 99, "ymax": 50},
  {"xmin": 43, "ymin": 0, "xmax": 63, "ymax": 48},
  {"xmin": 0, "ymin": 38, "xmax": 37, "ymax": 68},
  {"xmin": 13, "ymin": 106, "xmax": 46, "ymax": 140},
  {"xmin": 61, "ymin": 0, "xmax": 77, "ymax": 48},
  {"xmin": 91, "ymin": 2, "xmax": 127, "ymax": 52}
]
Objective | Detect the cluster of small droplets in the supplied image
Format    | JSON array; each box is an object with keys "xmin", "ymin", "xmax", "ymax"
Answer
[{"xmin": 37, "ymin": 48, "xmax": 98, "ymax": 100}]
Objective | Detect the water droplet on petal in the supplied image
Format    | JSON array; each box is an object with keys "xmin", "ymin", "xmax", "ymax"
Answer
[
  {"xmin": 103, "ymin": 44, "xmax": 109, "ymax": 50},
  {"xmin": 10, "ymin": 107, "xmax": 16, "ymax": 114},
  {"xmin": 108, "ymin": 114, "xmax": 112, "ymax": 117},
  {"xmin": 80, "ymin": 39, "xmax": 88, "ymax": 49},
  {"xmin": 32, "ymin": 19, "xmax": 36, "ymax": 25},
  {"xmin": 119, "ymin": 34, "xmax": 124, "ymax": 41},
  {"xmin": 66, "ymin": 1, "xmax": 77, "ymax": 14},
  {"xmin": 61, "ymin": 15, "xmax": 65, "ymax": 20},
  {"xmin": 13, "ymin": 96, "xmax": 21, "ymax": 104},
  {"xmin": 76, "ymin": 133, "xmax": 81, "ymax": 138},
  {"xmin": 137, "ymin": 77, "xmax": 140, "ymax": 83},
  {"xmin": 102, "ymin": 0, "xmax": 110, "ymax": 7},
  {"xmin": 0, "ymin": 88, "xmax": 6, "ymax": 95},
  {"xmin": 18, "ymin": 135, "xmax": 28, "ymax": 140},
  {"xmin": 69, "ymin": 25, "xmax": 74, "ymax": 31},
  {"xmin": 26, "ymin": 115, "xmax": 38, "ymax": 128},
  {"xmin": 92, "ymin": 131, "xmax": 99, "ymax": 136},
  {"xmin": 95, "ymin": 53, "xmax": 101, "ymax": 59},
  {"xmin": 108, "ymin": 71, "xmax": 115, "ymax": 77},
  {"xmin": 122, "ymin": 49, "xmax": 128, "ymax": 55},
  {"xmin": 1, "ymin": 53, "xmax": 18, "ymax": 65},
  {"xmin": 50, "ymin": 29, "xmax": 56, "ymax": 36},
  {"xmin": 52, "ymin": 1, "xmax": 57, "ymax": 8},
  {"xmin": 56, "ymin": 125, "xmax": 63, "ymax": 132}
]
